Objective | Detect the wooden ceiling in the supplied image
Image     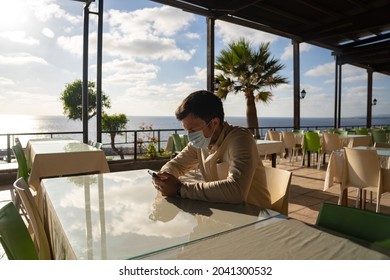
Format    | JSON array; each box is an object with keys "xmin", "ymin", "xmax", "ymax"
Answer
[{"xmin": 151, "ymin": 0, "xmax": 390, "ymax": 75}]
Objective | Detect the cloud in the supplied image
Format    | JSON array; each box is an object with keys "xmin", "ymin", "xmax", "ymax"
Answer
[
  {"xmin": 107, "ymin": 6, "xmax": 195, "ymax": 38},
  {"xmin": 305, "ymin": 62, "xmax": 367, "ymax": 84},
  {"xmin": 57, "ymin": 35, "xmax": 83, "ymax": 56},
  {"xmin": 0, "ymin": 53, "xmax": 48, "ymax": 65},
  {"xmin": 0, "ymin": 31, "xmax": 39, "ymax": 45},
  {"xmin": 28, "ymin": 0, "xmax": 81, "ymax": 24},
  {"xmin": 100, "ymin": 59, "xmax": 160, "ymax": 84},
  {"xmin": 280, "ymin": 43, "xmax": 312, "ymax": 60},
  {"xmin": 186, "ymin": 32, "xmax": 201, "ymax": 40},
  {"xmin": 0, "ymin": 77, "xmax": 15, "ymax": 86},
  {"xmin": 42, "ymin": 27, "xmax": 55, "ymax": 38},
  {"xmin": 185, "ymin": 67, "xmax": 207, "ymax": 82},
  {"xmin": 215, "ymin": 21, "xmax": 279, "ymax": 45}
]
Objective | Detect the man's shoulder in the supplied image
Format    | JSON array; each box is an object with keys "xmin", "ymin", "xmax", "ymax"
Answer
[{"xmin": 224, "ymin": 123, "xmax": 254, "ymax": 139}]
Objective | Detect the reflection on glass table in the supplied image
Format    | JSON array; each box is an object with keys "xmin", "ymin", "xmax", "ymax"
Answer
[{"xmin": 41, "ymin": 169, "xmax": 283, "ymax": 260}]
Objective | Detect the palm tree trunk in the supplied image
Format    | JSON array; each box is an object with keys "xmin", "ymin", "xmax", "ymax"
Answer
[{"xmin": 245, "ymin": 91, "xmax": 260, "ymax": 139}]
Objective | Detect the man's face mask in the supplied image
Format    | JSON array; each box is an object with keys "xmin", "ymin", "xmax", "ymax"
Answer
[{"xmin": 187, "ymin": 120, "xmax": 213, "ymax": 149}]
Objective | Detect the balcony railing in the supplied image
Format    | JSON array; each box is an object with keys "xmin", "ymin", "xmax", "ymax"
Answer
[{"xmin": 1, "ymin": 124, "xmax": 386, "ymax": 163}]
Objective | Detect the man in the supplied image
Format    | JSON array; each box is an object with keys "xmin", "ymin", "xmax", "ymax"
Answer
[{"xmin": 152, "ymin": 90, "xmax": 270, "ymax": 206}]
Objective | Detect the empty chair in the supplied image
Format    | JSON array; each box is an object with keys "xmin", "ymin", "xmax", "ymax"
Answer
[
  {"xmin": 94, "ymin": 142, "xmax": 103, "ymax": 149},
  {"xmin": 341, "ymin": 148, "xmax": 381, "ymax": 212},
  {"xmin": 281, "ymin": 131, "xmax": 301, "ymax": 163},
  {"xmin": 322, "ymin": 133, "xmax": 342, "ymax": 163},
  {"xmin": 245, "ymin": 166, "xmax": 292, "ymax": 216},
  {"xmin": 12, "ymin": 144, "xmax": 29, "ymax": 182},
  {"xmin": 349, "ymin": 135, "xmax": 373, "ymax": 147},
  {"xmin": 355, "ymin": 128, "xmax": 369, "ymax": 135},
  {"xmin": 13, "ymin": 177, "xmax": 52, "ymax": 260},
  {"xmin": 171, "ymin": 133, "xmax": 185, "ymax": 157},
  {"xmin": 302, "ymin": 131, "xmax": 323, "ymax": 169},
  {"xmin": 265, "ymin": 130, "xmax": 283, "ymax": 162},
  {"xmin": 316, "ymin": 203, "xmax": 390, "ymax": 250},
  {"xmin": 0, "ymin": 202, "xmax": 38, "ymax": 260},
  {"xmin": 334, "ymin": 130, "xmax": 348, "ymax": 136},
  {"xmin": 266, "ymin": 130, "xmax": 282, "ymax": 141},
  {"xmin": 372, "ymin": 130, "xmax": 388, "ymax": 145}
]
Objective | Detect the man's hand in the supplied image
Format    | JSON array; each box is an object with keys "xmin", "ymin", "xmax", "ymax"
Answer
[{"xmin": 152, "ymin": 172, "xmax": 182, "ymax": 197}]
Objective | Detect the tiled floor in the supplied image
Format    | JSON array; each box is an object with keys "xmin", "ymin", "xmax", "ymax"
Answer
[
  {"xmin": 1, "ymin": 157, "xmax": 390, "ymax": 259},
  {"xmin": 262, "ymin": 156, "xmax": 390, "ymax": 224}
]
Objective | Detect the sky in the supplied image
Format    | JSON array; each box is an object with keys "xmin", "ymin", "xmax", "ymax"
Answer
[{"xmin": 1, "ymin": 0, "xmax": 389, "ymax": 119}]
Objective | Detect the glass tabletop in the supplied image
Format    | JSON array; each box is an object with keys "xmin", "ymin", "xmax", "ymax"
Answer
[{"xmin": 41, "ymin": 169, "xmax": 282, "ymax": 260}]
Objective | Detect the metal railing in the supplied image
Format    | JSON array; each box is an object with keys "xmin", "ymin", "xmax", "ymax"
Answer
[{"xmin": 1, "ymin": 124, "xmax": 386, "ymax": 163}]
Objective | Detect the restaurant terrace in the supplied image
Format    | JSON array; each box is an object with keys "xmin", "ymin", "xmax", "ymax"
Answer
[{"xmin": 1, "ymin": 0, "xmax": 390, "ymax": 261}]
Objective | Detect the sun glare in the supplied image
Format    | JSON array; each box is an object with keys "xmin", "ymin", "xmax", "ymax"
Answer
[{"xmin": 0, "ymin": 0, "xmax": 29, "ymax": 28}]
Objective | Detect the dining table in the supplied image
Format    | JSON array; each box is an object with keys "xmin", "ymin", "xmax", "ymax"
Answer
[
  {"xmin": 256, "ymin": 140, "xmax": 284, "ymax": 167},
  {"xmin": 25, "ymin": 138, "xmax": 110, "ymax": 190},
  {"xmin": 139, "ymin": 218, "xmax": 390, "ymax": 260},
  {"xmin": 40, "ymin": 169, "xmax": 284, "ymax": 260},
  {"xmin": 324, "ymin": 146, "xmax": 390, "ymax": 206}
]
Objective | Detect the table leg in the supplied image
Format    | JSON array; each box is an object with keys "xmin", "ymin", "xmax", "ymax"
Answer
[
  {"xmin": 271, "ymin": 154, "xmax": 276, "ymax": 168},
  {"xmin": 340, "ymin": 189, "xmax": 348, "ymax": 206}
]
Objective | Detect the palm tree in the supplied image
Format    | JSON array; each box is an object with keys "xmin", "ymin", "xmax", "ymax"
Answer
[{"xmin": 215, "ymin": 38, "xmax": 288, "ymax": 138}]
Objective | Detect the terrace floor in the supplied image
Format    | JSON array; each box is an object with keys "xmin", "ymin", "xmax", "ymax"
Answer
[{"xmin": 1, "ymin": 156, "xmax": 390, "ymax": 259}]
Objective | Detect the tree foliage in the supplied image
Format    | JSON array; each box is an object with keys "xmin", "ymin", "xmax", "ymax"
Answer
[
  {"xmin": 60, "ymin": 79, "xmax": 111, "ymax": 120},
  {"xmin": 102, "ymin": 113, "xmax": 128, "ymax": 160},
  {"xmin": 215, "ymin": 38, "xmax": 288, "ymax": 138}
]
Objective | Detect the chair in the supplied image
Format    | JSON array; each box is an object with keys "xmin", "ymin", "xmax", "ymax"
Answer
[
  {"xmin": 341, "ymin": 148, "xmax": 381, "ymax": 212},
  {"xmin": 245, "ymin": 166, "xmax": 292, "ymax": 216},
  {"xmin": 355, "ymin": 128, "xmax": 369, "ymax": 135},
  {"xmin": 322, "ymin": 133, "xmax": 342, "ymax": 163},
  {"xmin": 11, "ymin": 144, "xmax": 30, "ymax": 211},
  {"xmin": 334, "ymin": 129, "xmax": 348, "ymax": 136},
  {"xmin": 171, "ymin": 133, "xmax": 184, "ymax": 154},
  {"xmin": 372, "ymin": 130, "xmax": 388, "ymax": 145},
  {"xmin": 281, "ymin": 131, "xmax": 301, "ymax": 163},
  {"xmin": 302, "ymin": 131, "xmax": 323, "ymax": 169},
  {"xmin": 94, "ymin": 142, "xmax": 103, "ymax": 149},
  {"xmin": 0, "ymin": 202, "xmax": 38, "ymax": 260},
  {"xmin": 265, "ymin": 130, "xmax": 283, "ymax": 162},
  {"xmin": 316, "ymin": 203, "xmax": 390, "ymax": 250},
  {"xmin": 12, "ymin": 144, "xmax": 29, "ymax": 182},
  {"xmin": 349, "ymin": 135, "xmax": 373, "ymax": 147},
  {"xmin": 13, "ymin": 177, "xmax": 52, "ymax": 260}
]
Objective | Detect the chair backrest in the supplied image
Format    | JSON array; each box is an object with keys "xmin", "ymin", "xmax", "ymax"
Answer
[
  {"xmin": 355, "ymin": 128, "xmax": 369, "ymax": 135},
  {"xmin": 292, "ymin": 129, "xmax": 304, "ymax": 135},
  {"xmin": 94, "ymin": 142, "xmax": 103, "ymax": 149},
  {"xmin": 323, "ymin": 132, "xmax": 342, "ymax": 153},
  {"xmin": 343, "ymin": 148, "xmax": 381, "ymax": 191},
  {"xmin": 316, "ymin": 203, "xmax": 390, "ymax": 249},
  {"xmin": 13, "ymin": 177, "xmax": 52, "ymax": 260},
  {"xmin": 281, "ymin": 131, "xmax": 295, "ymax": 149},
  {"xmin": 0, "ymin": 202, "xmax": 38, "ymax": 260},
  {"xmin": 349, "ymin": 135, "xmax": 373, "ymax": 147},
  {"xmin": 267, "ymin": 130, "xmax": 281, "ymax": 141},
  {"xmin": 171, "ymin": 133, "xmax": 184, "ymax": 153},
  {"xmin": 372, "ymin": 130, "xmax": 387, "ymax": 144},
  {"xmin": 12, "ymin": 144, "xmax": 29, "ymax": 181},
  {"xmin": 334, "ymin": 130, "xmax": 348, "ymax": 136},
  {"xmin": 246, "ymin": 166, "xmax": 292, "ymax": 216},
  {"xmin": 303, "ymin": 131, "xmax": 321, "ymax": 152}
]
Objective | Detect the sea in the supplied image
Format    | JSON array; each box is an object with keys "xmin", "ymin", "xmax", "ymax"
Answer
[{"xmin": 1, "ymin": 114, "xmax": 390, "ymax": 151}]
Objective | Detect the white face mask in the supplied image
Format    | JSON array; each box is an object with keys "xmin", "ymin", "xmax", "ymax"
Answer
[
  {"xmin": 187, "ymin": 120, "xmax": 213, "ymax": 149},
  {"xmin": 188, "ymin": 130, "xmax": 211, "ymax": 149}
]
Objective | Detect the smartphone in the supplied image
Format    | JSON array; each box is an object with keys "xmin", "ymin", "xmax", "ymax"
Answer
[{"xmin": 147, "ymin": 170, "xmax": 158, "ymax": 178}]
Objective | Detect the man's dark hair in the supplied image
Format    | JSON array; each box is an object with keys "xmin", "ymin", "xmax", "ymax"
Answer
[{"xmin": 175, "ymin": 90, "xmax": 224, "ymax": 123}]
